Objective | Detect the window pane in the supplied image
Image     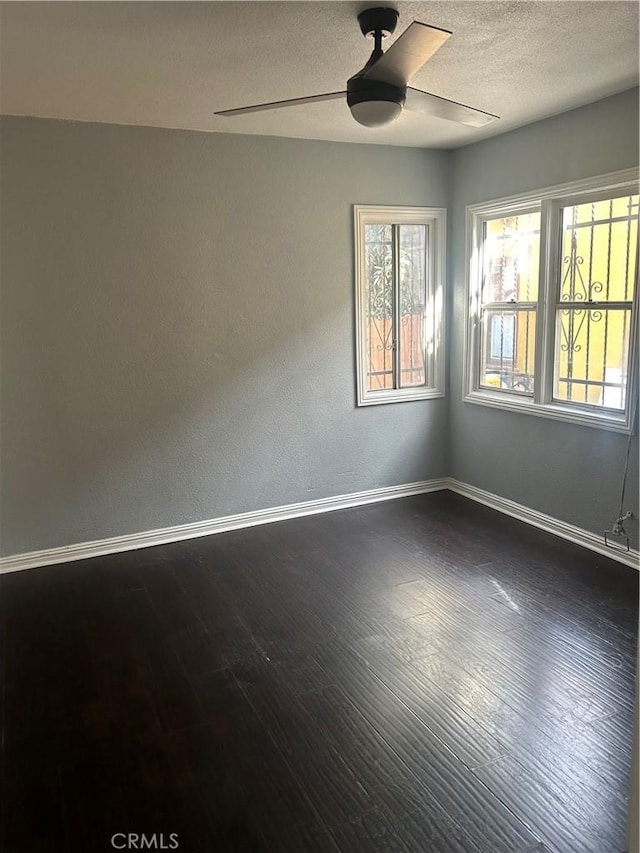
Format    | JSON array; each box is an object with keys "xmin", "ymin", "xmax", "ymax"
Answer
[
  {"xmin": 399, "ymin": 225, "xmax": 427, "ymax": 388},
  {"xmin": 364, "ymin": 224, "xmax": 394, "ymax": 391},
  {"xmin": 482, "ymin": 212, "xmax": 540, "ymax": 302},
  {"xmin": 554, "ymin": 307, "xmax": 632, "ymax": 410},
  {"xmin": 560, "ymin": 195, "xmax": 638, "ymax": 303},
  {"xmin": 480, "ymin": 309, "xmax": 536, "ymax": 394}
]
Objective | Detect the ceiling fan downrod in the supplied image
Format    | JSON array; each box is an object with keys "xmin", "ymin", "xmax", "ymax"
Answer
[{"xmin": 348, "ymin": 7, "xmax": 404, "ymax": 127}]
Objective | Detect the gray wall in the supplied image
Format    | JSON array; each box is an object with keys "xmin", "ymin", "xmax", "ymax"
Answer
[
  {"xmin": 449, "ymin": 88, "xmax": 639, "ymax": 549},
  {"xmin": 2, "ymin": 90, "xmax": 638, "ymax": 558},
  {"xmin": 0, "ymin": 117, "xmax": 450, "ymax": 555}
]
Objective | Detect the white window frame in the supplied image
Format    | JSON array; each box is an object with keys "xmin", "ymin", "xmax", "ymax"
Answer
[
  {"xmin": 354, "ymin": 205, "xmax": 446, "ymax": 406},
  {"xmin": 464, "ymin": 168, "xmax": 639, "ymax": 433}
]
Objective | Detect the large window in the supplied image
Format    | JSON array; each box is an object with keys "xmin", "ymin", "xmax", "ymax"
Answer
[
  {"xmin": 354, "ymin": 205, "xmax": 446, "ymax": 405},
  {"xmin": 464, "ymin": 170, "xmax": 639, "ymax": 432}
]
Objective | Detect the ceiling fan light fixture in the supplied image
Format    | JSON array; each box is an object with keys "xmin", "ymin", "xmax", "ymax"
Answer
[
  {"xmin": 346, "ymin": 75, "xmax": 405, "ymax": 127},
  {"xmin": 349, "ymin": 99, "xmax": 403, "ymax": 127}
]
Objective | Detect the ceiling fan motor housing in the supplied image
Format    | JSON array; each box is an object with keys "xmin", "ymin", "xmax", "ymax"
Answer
[
  {"xmin": 347, "ymin": 75, "xmax": 406, "ymax": 126},
  {"xmin": 347, "ymin": 75, "xmax": 405, "ymax": 108}
]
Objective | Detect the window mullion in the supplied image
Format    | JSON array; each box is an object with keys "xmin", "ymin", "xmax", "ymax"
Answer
[
  {"xmin": 482, "ymin": 301, "xmax": 537, "ymax": 310},
  {"xmin": 536, "ymin": 199, "xmax": 560, "ymax": 404},
  {"xmin": 468, "ymin": 215, "xmax": 483, "ymax": 394},
  {"xmin": 392, "ymin": 224, "xmax": 400, "ymax": 389},
  {"xmin": 423, "ymin": 224, "xmax": 431, "ymax": 388}
]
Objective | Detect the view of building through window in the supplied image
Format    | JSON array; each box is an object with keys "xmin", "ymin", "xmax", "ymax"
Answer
[
  {"xmin": 554, "ymin": 196, "xmax": 638, "ymax": 410},
  {"xmin": 480, "ymin": 212, "xmax": 539, "ymax": 394}
]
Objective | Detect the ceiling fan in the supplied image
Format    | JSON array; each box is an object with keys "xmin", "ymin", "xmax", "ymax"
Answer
[{"xmin": 215, "ymin": 6, "xmax": 499, "ymax": 129}]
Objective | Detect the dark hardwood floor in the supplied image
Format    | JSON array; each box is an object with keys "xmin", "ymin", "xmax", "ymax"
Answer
[{"xmin": 1, "ymin": 491, "xmax": 637, "ymax": 853}]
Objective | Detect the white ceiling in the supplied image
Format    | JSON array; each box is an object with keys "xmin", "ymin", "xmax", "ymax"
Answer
[{"xmin": 1, "ymin": 1, "xmax": 638, "ymax": 148}]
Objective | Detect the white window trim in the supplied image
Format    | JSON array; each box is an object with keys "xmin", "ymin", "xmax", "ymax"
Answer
[
  {"xmin": 354, "ymin": 204, "xmax": 446, "ymax": 406},
  {"xmin": 463, "ymin": 168, "xmax": 640, "ymax": 433}
]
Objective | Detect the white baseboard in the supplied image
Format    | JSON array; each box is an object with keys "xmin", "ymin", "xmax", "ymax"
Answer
[
  {"xmin": 1, "ymin": 476, "xmax": 637, "ymax": 574},
  {"xmin": 447, "ymin": 478, "xmax": 640, "ymax": 571},
  {"xmin": 0, "ymin": 478, "xmax": 448, "ymax": 574}
]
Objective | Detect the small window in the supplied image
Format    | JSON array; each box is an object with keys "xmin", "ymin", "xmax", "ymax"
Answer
[
  {"xmin": 354, "ymin": 205, "xmax": 446, "ymax": 406},
  {"xmin": 464, "ymin": 169, "xmax": 639, "ymax": 432}
]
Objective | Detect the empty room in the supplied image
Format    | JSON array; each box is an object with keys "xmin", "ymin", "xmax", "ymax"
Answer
[{"xmin": 1, "ymin": 2, "xmax": 639, "ymax": 852}]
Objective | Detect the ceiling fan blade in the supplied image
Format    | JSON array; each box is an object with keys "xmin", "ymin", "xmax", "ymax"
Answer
[
  {"xmin": 215, "ymin": 91, "xmax": 346, "ymax": 117},
  {"xmin": 363, "ymin": 22, "xmax": 451, "ymax": 88},
  {"xmin": 405, "ymin": 87, "xmax": 499, "ymax": 127}
]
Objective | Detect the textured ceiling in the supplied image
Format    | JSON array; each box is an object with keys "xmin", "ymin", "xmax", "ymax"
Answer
[{"xmin": 1, "ymin": 1, "xmax": 638, "ymax": 148}]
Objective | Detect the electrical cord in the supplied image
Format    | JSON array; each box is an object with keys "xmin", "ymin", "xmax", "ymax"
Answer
[
  {"xmin": 610, "ymin": 404, "xmax": 639, "ymax": 541},
  {"xmin": 617, "ymin": 404, "xmax": 638, "ymax": 522}
]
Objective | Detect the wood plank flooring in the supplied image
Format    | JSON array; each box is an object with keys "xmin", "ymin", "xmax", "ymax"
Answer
[{"xmin": 0, "ymin": 491, "xmax": 637, "ymax": 852}]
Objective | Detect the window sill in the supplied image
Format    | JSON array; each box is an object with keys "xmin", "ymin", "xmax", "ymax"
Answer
[
  {"xmin": 463, "ymin": 389, "xmax": 633, "ymax": 433},
  {"xmin": 358, "ymin": 388, "xmax": 445, "ymax": 406}
]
